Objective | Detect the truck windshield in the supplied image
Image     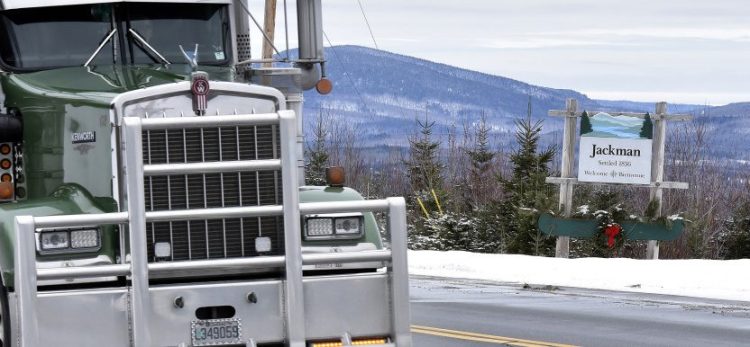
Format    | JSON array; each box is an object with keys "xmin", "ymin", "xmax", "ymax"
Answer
[
  {"xmin": 126, "ymin": 3, "xmax": 230, "ymax": 65},
  {"xmin": 0, "ymin": 3, "xmax": 231, "ymax": 70},
  {"xmin": 0, "ymin": 4, "xmax": 112, "ymax": 69}
]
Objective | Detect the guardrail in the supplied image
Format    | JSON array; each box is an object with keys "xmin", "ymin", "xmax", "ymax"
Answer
[{"xmin": 13, "ymin": 110, "xmax": 411, "ymax": 347}]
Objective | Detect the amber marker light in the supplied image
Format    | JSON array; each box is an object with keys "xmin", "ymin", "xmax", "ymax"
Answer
[
  {"xmin": 0, "ymin": 144, "xmax": 10, "ymax": 155},
  {"xmin": 325, "ymin": 166, "xmax": 345, "ymax": 187},
  {"xmin": 0, "ymin": 182, "xmax": 13, "ymax": 199},
  {"xmin": 311, "ymin": 338, "xmax": 387, "ymax": 347},
  {"xmin": 315, "ymin": 78, "xmax": 333, "ymax": 95},
  {"xmin": 0, "ymin": 159, "xmax": 11, "ymax": 170}
]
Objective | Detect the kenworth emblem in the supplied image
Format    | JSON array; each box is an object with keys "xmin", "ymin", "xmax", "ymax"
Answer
[
  {"xmin": 72, "ymin": 131, "xmax": 96, "ymax": 144},
  {"xmin": 191, "ymin": 72, "xmax": 210, "ymax": 115}
]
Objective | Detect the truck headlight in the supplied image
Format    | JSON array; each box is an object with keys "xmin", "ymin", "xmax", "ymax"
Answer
[
  {"xmin": 37, "ymin": 228, "xmax": 101, "ymax": 254},
  {"xmin": 304, "ymin": 214, "xmax": 364, "ymax": 240},
  {"xmin": 334, "ymin": 217, "xmax": 361, "ymax": 235},
  {"xmin": 70, "ymin": 229, "xmax": 100, "ymax": 249},
  {"xmin": 40, "ymin": 231, "xmax": 69, "ymax": 250},
  {"xmin": 306, "ymin": 218, "xmax": 334, "ymax": 237}
]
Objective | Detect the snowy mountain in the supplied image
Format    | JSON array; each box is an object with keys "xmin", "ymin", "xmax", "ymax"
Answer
[
  {"xmin": 299, "ymin": 46, "xmax": 565, "ymax": 143},
  {"xmin": 288, "ymin": 46, "xmax": 747, "ymax": 158},
  {"xmin": 703, "ymin": 102, "xmax": 750, "ymax": 118}
]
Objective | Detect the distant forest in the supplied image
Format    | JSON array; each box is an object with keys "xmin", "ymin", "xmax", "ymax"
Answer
[
  {"xmin": 298, "ymin": 46, "xmax": 750, "ymax": 259},
  {"xmin": 304, "ymin": 106, "xmax": 750, "ymax": 260}
]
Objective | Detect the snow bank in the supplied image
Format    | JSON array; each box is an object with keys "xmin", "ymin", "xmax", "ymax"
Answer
[{"xmin": 409, "ymin": 250, "xmax": 750, "ymax": 302}]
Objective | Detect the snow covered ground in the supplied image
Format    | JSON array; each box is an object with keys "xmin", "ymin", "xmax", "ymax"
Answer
[{"xmin": 409, "ymin": 250, "xmax": 750, "ymax": 302}]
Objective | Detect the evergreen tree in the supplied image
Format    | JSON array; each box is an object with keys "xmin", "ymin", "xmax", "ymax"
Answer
[
  {"xmin": 640, "ymin": 113, "xmax": 653, "ymax": 139},
  {"xmin": 497, "ymin": 103, "xmax": 557, "ymax": 255},
  {"xmin": 405, "ymin": 114, "xmax": 449, "ymax": 249},
  {"xmin": 459, "ymin": 114, "xmax": 503, "ymax": 253},
  {"xmin": 406, "ymin": 114, "xmax": 444, "ymax": 195},
  {"xmin": 718, "ymin": 202, "xmax": 750, "ymax": 259},
  {"xmin": 465, "ymin": 114, "xmax": 495, "ymax": 208},
  {"xmin": 580, "ymin": 110, "xmax": 593, "ymax": 135},
  {"xmin": 305, "ymin": 109, "xmax": 329, "ymax": 186}
]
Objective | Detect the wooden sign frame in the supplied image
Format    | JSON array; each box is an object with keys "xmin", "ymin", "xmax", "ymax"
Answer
[{"xmin": 546, "ymin": 99, "xmax": 691, "ymax": 259}]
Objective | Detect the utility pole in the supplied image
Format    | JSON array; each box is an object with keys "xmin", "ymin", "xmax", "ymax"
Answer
[{"xmin": 262, "ymin": 0, "xmax": 277, "ymax": 67}]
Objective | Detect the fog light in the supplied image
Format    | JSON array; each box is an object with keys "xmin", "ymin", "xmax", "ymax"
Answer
[
  {"xmin": 40, "ymin": 231, "xmax": 69, "ymax": 250},
  {"xmin": 255, "ymin": 237, "xmax": 271, "ymax": 253},
  {"xmin": 71, "ymin": 229, "xmax": 100, "ymax": 249},
  {"xmin": 154, "ymin": 242, "xmax": 171, "ymax": 258}
]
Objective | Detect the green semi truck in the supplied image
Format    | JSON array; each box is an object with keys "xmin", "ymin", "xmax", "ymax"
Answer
[{"xmin": 0, "ymin": 0, "xmax": 411, "ymax": 346}]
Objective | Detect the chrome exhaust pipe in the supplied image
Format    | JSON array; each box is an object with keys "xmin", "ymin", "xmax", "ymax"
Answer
[{"xmin": 295, "ymin": 0, "xmax": 326, "ymax": 90}]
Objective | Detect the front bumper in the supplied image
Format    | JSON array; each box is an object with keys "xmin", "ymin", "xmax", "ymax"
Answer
[
  {"xmin": 8, "ymin": 102, "xmax": 411, "ymax": 347},
  {"xmin": 9, "ymin": 272, "xmax": 393, "ymax": 346}
]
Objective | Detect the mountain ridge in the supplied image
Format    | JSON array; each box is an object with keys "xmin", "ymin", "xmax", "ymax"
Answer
[{"xmin": 293, "ymin": 45, "xmax": 747, "ymax": 157}]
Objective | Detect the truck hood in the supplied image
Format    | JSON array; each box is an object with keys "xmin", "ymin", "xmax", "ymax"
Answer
[
  {"xmin": 0, "ymin": 64, "xmax": 244, "ymax": 201},
  {"xmin": 3, "ymin": 64, "xmax": 236, "ymax": 106}
]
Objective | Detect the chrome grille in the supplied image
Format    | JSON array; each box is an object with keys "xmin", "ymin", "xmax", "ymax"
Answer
[{"xmin": 142, "ymin": 125, "xmax": 284, "ymax": 261}]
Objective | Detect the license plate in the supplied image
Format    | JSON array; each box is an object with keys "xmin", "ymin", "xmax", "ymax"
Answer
[{"xmin": 191, "ymin": 318, "xmax": 242, "ymax": 346}]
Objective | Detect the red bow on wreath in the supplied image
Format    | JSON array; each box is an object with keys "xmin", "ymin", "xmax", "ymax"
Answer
[{"xmin": 604, "ymin": 223, "xmax": 622, "ymax": 248}]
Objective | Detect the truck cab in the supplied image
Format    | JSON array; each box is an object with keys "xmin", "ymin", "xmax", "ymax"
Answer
[{"xmin": 0, "ymin": 1, "xmax": 410, "ymax": 346}]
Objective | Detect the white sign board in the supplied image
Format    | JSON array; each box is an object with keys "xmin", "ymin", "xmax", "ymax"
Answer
[{"xmin": 578, "ymin": 137, "xmax": 652, "ymax": 184}]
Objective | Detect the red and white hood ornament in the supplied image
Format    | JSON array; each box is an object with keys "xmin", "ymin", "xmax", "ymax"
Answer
[{"xmin": 191, "ymin": 71, "xmax": 210, "ymax": 116}]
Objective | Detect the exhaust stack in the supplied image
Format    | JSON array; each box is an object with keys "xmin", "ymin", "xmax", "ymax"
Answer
[
  {"xmin": 295, "ymin": 0, "xmax": 326, "ymax": 90},
  {"xmin": 233, "ymin": 0, "xmax": 252, "ymax": 64},
  {"xmin": 296, "ymin": 0, "xmax": 323, "ymax": 63}
]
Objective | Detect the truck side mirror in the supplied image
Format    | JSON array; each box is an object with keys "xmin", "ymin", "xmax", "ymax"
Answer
[{"xmin": 0, "ymin": 113, "xmax": 22, "ymax": 143}]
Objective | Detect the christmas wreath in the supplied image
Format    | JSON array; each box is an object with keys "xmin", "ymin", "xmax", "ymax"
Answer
[
  {"xmin": 573, "ymin": 204, "xmax": 635, "ymax": 253},
  {"xmin": 603, "ymin": 223, "xmax": 622, "ymax": 248},
  {"xmin": 592, "ymin": 209, "xmax": 626, "ymax": 251}
]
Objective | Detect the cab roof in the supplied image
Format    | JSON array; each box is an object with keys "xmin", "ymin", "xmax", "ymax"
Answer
[{"xmin": 1, "ymin": 0, "xmax": 231, "ymax": 10}]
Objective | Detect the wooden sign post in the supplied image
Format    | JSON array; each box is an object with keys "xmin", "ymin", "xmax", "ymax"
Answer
[
  {"xmin": 553, "ymin": 99, "xmax": 578, "ymax": 257},
  {"xmin": 547, "ymin": 99, "xmax": 691, "ymax": 259}
]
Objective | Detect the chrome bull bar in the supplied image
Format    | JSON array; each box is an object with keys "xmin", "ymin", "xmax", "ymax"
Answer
[{"xmin": 13, "ymin": 110, "xmax": 411, "ymax": 347}]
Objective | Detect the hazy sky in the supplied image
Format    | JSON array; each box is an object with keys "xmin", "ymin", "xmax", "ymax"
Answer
[{"xmin": 249, "ymin": 0, "xmax": 749, "ymax": 105}]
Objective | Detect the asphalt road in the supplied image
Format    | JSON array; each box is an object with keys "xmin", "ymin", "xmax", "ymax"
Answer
[{"xmin": 410, "ymin": 277, "xmax": 750, "ymax": 347}]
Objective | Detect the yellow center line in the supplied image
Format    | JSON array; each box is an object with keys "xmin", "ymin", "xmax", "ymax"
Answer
[{"xmin": 411, "ymin": 325, "xmax": 579, "ymax": 347}]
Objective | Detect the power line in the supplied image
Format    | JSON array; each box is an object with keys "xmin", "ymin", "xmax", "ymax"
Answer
[
  {"xmin": 238, "ymin": 0, "xmax": 282, "ymax": 57},
  {"xmin": 323, "ymin": 31, "xmax": 373, "ymax": 117},
  {"xmin": 356, "ymin": 0, "xmax": 379, "ymax": 50}
]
